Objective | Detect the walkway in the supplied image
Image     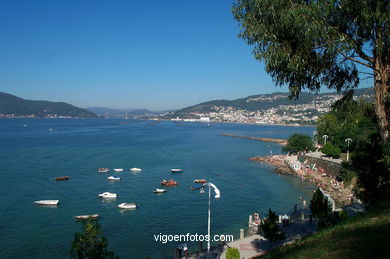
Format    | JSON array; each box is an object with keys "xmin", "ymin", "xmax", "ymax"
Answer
[{"xmin": 186, "ymin": 209, "xmax": 317, "ymax": 259}]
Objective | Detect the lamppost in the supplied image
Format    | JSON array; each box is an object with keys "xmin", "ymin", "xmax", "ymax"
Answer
[
  {"xmin": 345, "ymin": 138, "xmax": 352, "ymax": 162},
  {"xmin": 205, "ymin": 182, "xmax": 220, "ymax": 258},
  {"xmin": 322, "ymin": 135, "xmax": 328, "ymax": 145}
]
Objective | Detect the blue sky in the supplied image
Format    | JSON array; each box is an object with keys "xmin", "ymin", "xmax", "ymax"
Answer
[{"xmin": 0, "ymin": 0, "xmax": 371, "ymax": 110}]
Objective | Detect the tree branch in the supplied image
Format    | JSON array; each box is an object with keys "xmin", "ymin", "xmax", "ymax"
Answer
[{"xmin": 338, "ymin": 51, "xmax": 375, "ymax": 70}]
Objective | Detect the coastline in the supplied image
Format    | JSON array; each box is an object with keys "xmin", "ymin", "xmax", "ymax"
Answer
[{"xmin": 250, "ymin": 154, "xmax": 355, "ymax": 207}]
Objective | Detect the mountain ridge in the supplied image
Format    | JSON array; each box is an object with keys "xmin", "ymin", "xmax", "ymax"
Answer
[{"xmin": 0, "ymin": 92, "xmax": 97, "ymax": 118}]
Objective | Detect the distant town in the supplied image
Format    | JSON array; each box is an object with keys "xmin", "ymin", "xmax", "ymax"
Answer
[{"xmin": 152, "ymin": 91, "xmax": 373, "ymax": 125}]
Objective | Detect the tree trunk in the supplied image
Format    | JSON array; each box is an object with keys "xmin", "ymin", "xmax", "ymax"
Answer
[{"xmin": 373, "ymin": 61, "xmax": 389, "ymax": 143}]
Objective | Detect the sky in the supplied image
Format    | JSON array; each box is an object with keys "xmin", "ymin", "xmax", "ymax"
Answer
[{"xmin": 0, "ymin": 0, "xmax": 372, "ymax": 111}]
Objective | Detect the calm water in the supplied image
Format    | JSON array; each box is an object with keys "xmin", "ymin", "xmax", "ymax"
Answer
[{"xmin": 0, "ymin": 119, "xmax": 315, "ymax": 258}]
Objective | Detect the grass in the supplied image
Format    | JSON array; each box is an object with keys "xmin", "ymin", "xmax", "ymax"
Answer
[{"xmin": 258, "ymin": 203, "xmax": 390, "ymax": 259}]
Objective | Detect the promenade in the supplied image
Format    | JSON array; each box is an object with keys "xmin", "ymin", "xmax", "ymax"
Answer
[{"xmin": 186, "ymin": 208, "xmax": 317, "ymax": 259}]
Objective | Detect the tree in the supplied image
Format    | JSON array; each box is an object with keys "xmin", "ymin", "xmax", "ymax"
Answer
[
  {"xmin": 260, "ymin": 208, "xmax": 285, "ymax": 245},
  {"xmin": 283, "ymin": 133, "xmax": 314, "ymax": 153},
  {"xmin": 322, "ymin": 142, "xmax": 341, "ymax": 158},
  {"xmin": 71, "ymin": 220, "xmax": 115, "ymax": 259},
  {"xmin": 310, "ymin": 188, "xmax": 333, "ymax": 228},
  {"xmin": 226, "ymin": 247, "xmax": 240, "ymax": 259},
  {"xmin": 233, "ymin": 0, "xmax": 390, "ymax": 143}
]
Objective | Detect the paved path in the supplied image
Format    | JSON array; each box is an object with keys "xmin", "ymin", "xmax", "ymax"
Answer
[{"xmin": 186, "ymin": 209, "xmax": 317, "ymax": 259}]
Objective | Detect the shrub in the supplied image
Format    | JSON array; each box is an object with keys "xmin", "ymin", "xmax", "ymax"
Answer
[
  {"xmin": 226, "ymin": 247, "xmax": 240, "ymax": 259},
  {"xmin": 322, "ymin": 142, "xmax": 341, "ymax": 158}
]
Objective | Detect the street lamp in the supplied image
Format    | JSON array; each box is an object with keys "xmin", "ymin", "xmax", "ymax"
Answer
[
  {"xmin": 322, "ymin": 135, "xmax": 329, "ymax": 145},
  {"xmin": 345, "ymin": 138, "xmax": 352, "ymax": 162},
  {"xmin": 205, "ymin": 182, "xmax": 220, "ymax": 258}
]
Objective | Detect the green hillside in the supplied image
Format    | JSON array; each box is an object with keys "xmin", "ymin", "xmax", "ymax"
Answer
[
  {"xmin": 0, "ymin": 92, "xmax": 97, "ymax": 118},
  {"xmin": 173, "ymin": 88, "xmax": 373, "ymax": 115},
  {"xmin": 259, "ymin": 203, "xmax": 390, "ymax": 259}
]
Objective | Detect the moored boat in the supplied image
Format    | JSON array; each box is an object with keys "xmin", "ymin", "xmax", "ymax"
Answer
[
  {"xmin": 55, "ymin": 176, "xmax": 70, "ymax": 181},
  {"xmin": 194, "ymin": 179, "xmax": 207, "ymax": 184},
  {"xmin": 107, "ymin": 176, "xmax": 121, "ymax": 181},
  {"xmin": 153, "ymin": 188, "xmax": 167, "ymax": 193},
  {"xmin": 34, "ymin": 200, "xmax": 59, "ymax": 205},
  {"xmin": 98, "ymin": 192, "xmax": 117, "ymax": 198},
  {"xmin": 118, "ymin": 203, "xmax": 137, "ymax": 209},
  {"xmin": 113, "ymin": 168, "xmax": 123, "ymax": 172},
  {"xmin": 191, "ymin": 184, "xmax": 205, "ymax": 190},
  {"xmin": 171, "ymin": 169, "xmax": 183, "ymax": 173},
  {"xmin": 98, "ymin": 168, "xmax": 110, "ymax": 173},
  {"xmin": 161, "ymin": 179, "xmax": 178, "ymax": 186},
  {"xmin": 74, "ymin": 214, "xmax": 99, "ymax": 220},
  {"xmin": 130, "ymin": 167, "xmax": 142, "ymax": 172}
]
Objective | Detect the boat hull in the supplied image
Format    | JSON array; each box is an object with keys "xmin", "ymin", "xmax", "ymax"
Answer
[
  {"xmin": 34, "ymin": 200, "xmax": 59, "ymax": 205},
  {"xmin": 75, "ymin": 214, "xmax": 99, "ymax": 220},
  {"xmin": 55, "ymin": 176, "xmax": 70, "ymax": 181},
  {"xmin": 118, "ymin": 203, "xmax": 137, "ymax": 209}
]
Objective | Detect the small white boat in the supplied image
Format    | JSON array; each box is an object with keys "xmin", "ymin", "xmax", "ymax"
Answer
[
  {"xmin": 98, "ymin": 168, "xmax": 110, "ymax": 173},
  {"xmin": 34, "ymin": 200, "xmax": 59, "ymax": 205},
  {"xmin": 98, "ymin": 192, "xmax": 117, "ymax": 199},
  {"xmin": 74, "ymin": 214, "xmax": 99, "ymax": 220},
  {"xmin": 107, "ymin": 176, "xmax": 121, "ymax": 181},
  {"xmin": 118, "ymin": 203, "xmax": 137, "ymax": 209},
  {"xmin": 153, "ymin": 188, "xmax": 167, "ymax": 193},
  {"xmin": 171, "ymin": 169, "xmax": 183, "ymax": 173},
  {"xmin": 130, "ymin": 168, "xmax": 142, "ymax": 172},
  {"xmin": 113, "ymin": 168, "xmax": 123, "ymax": 172}
]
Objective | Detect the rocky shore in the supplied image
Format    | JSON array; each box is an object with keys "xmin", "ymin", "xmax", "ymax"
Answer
[{"xmin": 250, "ymin": 154, "xmax": 356, "ymax": 207}]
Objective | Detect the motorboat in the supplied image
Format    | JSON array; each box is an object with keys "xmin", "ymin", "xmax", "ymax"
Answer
[
  {"xmin": 98, "ymin": 168, "xmax": 110, "ymax": 173},
  {"xmin": 191, "ymin": 184, "xmax": 205, "ymax": 190},
  {"xmin": 153, "ymin": 188, "xmax": 167, "ymax": 193},
  {"xmin": 107, "ymin": 176, "xmax": 121, "ymax": 181},
  {"xmin": 55, "ymin": 176, "xmax": 70, "ymax": 181},
  {"xmin": 161, "ymin": 179, "xmax": 178, "ymax": 186},
  {"xmin": 98, "ymin": 192, "xmax": 117, "ymax": 198},
  {"xmin": 118, "ymin": 203, "xmax": 137, "ymax": 209},
  {"xmin": 194, "ymin": 179, "xmax": 207, "ymax": 184},
  {"xmin": 113, "ymin": 168, "xmax": 123, "ymax": 172},
  {"xmin": 74, "ymin": 214, "xmax": 99, "ymax": 220},
  {"xmin": 171, "ymin": 169, "xmax": 183, "ymax": 173},
  {"xmin": 130, "ymin": 168, "xmax": 142, "ymax": 173},
  {"xmin": 34, "ymin": 200, "xmax": 59, "ymax": 205}
]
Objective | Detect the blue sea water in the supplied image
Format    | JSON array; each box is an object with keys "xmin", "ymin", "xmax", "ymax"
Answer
[{"xmin": 0, "ymin": 119, "xmax": 315, "ymax": 258}]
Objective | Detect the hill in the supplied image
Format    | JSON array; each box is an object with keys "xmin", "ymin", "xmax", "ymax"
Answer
[
  {"xmin": 258, "ymin": 202, "xmax": 390, "ymax": 259},
  {"xmin": 161, "ymin": 88, "xmax": 374, "ymax": 124},
  {"xmin": 0, "ymin": 92, "xmax": 97, "ymax": 118}
]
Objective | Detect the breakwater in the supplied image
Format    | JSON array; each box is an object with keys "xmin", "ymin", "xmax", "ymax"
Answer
[{"xmin": 221, "ymin": 133, "xmax": 287, "ymax": 145}]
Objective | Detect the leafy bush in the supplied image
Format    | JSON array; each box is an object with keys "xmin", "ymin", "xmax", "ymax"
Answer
[
  {"xmin": 71, "ymin": 220, "xmax": 115, "ymax": 259},
  {"xmin": 226, "ymin": 247, "xmax": 240, "ymax": 259},
  {"xmin": 322, "ymin": 142, "xmax": 341, "ymax": 158},
  {"xmin": 283, "ymin": 133, "xmax": 314, "ymax": 154}
]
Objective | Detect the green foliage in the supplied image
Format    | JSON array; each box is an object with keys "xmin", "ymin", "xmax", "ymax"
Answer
[
  {"xmin": 321, "ymin": 142, "xmax": 341, "ymax": 159},
  {"xmin": 226, "ymin": 247, "xmax": 240, "ymax": 259},
  {"xmin": 71, "ymin": 220, "xmax": 115, "ymax": 259},
  {"xmin": 282, "ymin": 133, "xmax": 314, "ymax": 153},
  {"xmin": 260, "ymin": 208, "xmax": 286, "ymax": 244},
  {"xmin": 316, "ymin": 93, "xmax": 377, "ymax": 152},
  {"xmin": 339, "ymin": 162, "xmax": 357, "ymax": 186},
  {"xmin": 259, "ymin": 202, "xmax": 390, "ymax": 259},
  {"xmin": 232, "ymin": 0, "xmax": 389, "ymax": 143},
  {"xmin": 310, "ymin": 188, "xmax": 333, "ymax": 228},
  {"xmin": 352, "ymin": 131, "xmax": 390, "ymax": 207}
]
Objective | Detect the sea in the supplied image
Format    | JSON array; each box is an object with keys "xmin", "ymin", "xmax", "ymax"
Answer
[{"xmin": 0, "ymin": 119, "xmax": 316, "ymax": 258}]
